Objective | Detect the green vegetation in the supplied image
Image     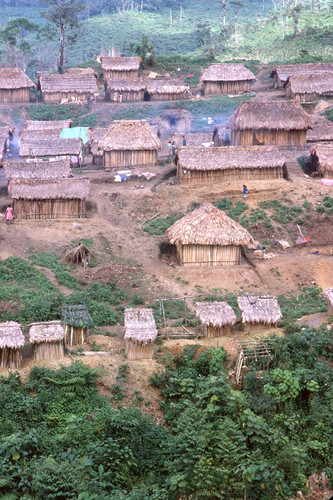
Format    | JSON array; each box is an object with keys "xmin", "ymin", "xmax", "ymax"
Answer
[
  {"xmin": 143, "ymin": 214, "xmax": 182, "ymax": 235},
  {"xmin": 278, "ymin": 286, "xmax": 328, "ymax": 327},
  {"xmin": 27, "ymin": 104, "xmax": 97, "ymax": 127}
]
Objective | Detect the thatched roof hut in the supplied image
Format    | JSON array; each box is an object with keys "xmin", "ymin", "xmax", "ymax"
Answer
[
  {"xmin": 8, "ymin": 177, "xmax": 90, "ymax": 219},
  {"xmin": 237, "ymin": 295, "xmax": 282, "ymax": 329},
  {"xmin": 62, "ymin": 242, "xmax": 94, "ymax": 267},
  {"xmin": 0, "ymin": 321, "xmax": 24, "ymax": 368},
  {"xmin": 89, "ymin": 128, "xmax": 107, "ymax": 164},
  {"xmin": 227, "ymin": 100, "xmax": 313, "ymax": 147},
  {"xmin": 176, "ymin": 146, "xmax": 286, "ymax": 183},
  {"xmin": 326, "ymin": 288, "xmax": 333, "ymax": 314},
  {"xmin": 105, "ymin": 78, "xmax": 146, "ymax": 102},
  {"xmin": 270, "ymin": 63, "xmax": 333, "ymax": 88},
  {"xmin": 167, "ymin": 203, "xmax": 254, "ymax": 267},
  {"xmin": 19, "ymin": 138, "xmax": 83, "ymax": 162},
  {"xmin": 3, "ymin": 159, "xmax": 71, "ymax": 180},
  {"xmin": 24, "ymin": 119, "xmax": 73, "ymax": 131},
  {"xmin": 29, "ymin": 321, "xmax": 65, "ymax": 361},
  {"xmin": 20, "ymin": 129, "xmax": 61, "ymax": 142},
  {"xmin": 124, "ymin": 308, "xmax": 157, "ymax": 360},
  {"xmin": 145, "ymin": 81, "xmax": 190, "ymax": 101},
  {"xmin": 171, "ymin": 132, "xmax": 213, "ymax": 148},
  {"xmin": 201, "ymin": 63, "xmax": 256, "ymax": 95},
  {"xmin": 38, "ymin": 73, "xmax": 99, "ymax": 103},
  {"xmin": 196, "ymin": 301, "xmax": 237, "ymax": 337},
  {"xmin": 307, "ymin": 121, "xmax": 333, "ymax": 143},
  {"xmin": 0, "ymin": 68, "xmax": 35, "ymax": 103},
  {"xmin": 62, "ymin": 304, "xmax": 92, "ymax": 345},
  {"xmin": 101, "ymin": 56, "xmax": 141, "ymax": 80},
  {"xmin": 98, "ymin": 120, "xmax": 161, "ymax": 168},
  {"xmin": 308, "ymin": 144, "xmax": 333, "ymax": 178},
  {"xmin": 285, "ymin": 73, "xmax": 333, "ymax": 102}
]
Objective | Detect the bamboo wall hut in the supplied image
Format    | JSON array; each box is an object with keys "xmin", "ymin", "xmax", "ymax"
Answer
[
  {"xmin": 101, "ymin": 56, "xmax": 141, "ymax": 80},
  {"xmin": 308, "ymin": 144, "xmax": 333, "ymax": 178},
  {"xmin": 227, "ymin": 101, "xmax": 313, "ymax": 147},
  {"xmin": 307, "ymin": 121, "xmax": 333, "ymax": 143},
  {"xmin": 98, "ymin": 120, "xmax": 161, "ymax": 168},
  {"xmin": 0, "ymin": 68, "xmax": 35, "ymax": 103},
  {"xmin": 237, "ymin": 295, "xmax": 282, "ymax": 331},
  {"xmin": 176, "ymin": 146, "xmax": 286, "ymax": 184},
  {"xmin": 124, "ymin": 308, "xmax": 157, "ymax": 360},
  {"xmin": 270, "ymin": 63, "xmax": 333, "ymax": 88},
  {"xmin": 24, "ymin": 119, "xmax": 73, "ymax": 131},
  {"xmin": 29, "ymin": 321, "xmax": 65, "ymax": 361},
  {"xmin": 326, "ymin": 288, "xmax": 333, "ymax": 315},
  {"xmin": 19, "ymin": 138, "xmax": 83, "ymax": 165},
  {"xmin": 38, "ymin": 73, "xmax": 99, "ymax": 103},
  {"xmin": 62, "ymin": 305, "xmax": 92, "ymax": 345},
  {"xmin": 167, "ymin": 203, "xmax": 254, "ymax": 267},
  {"xmin": 89, "ymin": 128, "xmax": 107, "ymax": 164},
  {"xmin": 105, "ymin": 79, "xmax": 145, "ymax": 101},
  {"xmin": 213, "ymin": 125, "xmax": 231, "ymax": 146},
  {"xmin": 3, "ymin": 159, "xmax": 71, "ymax": 180},
  {"xmin": 171, "ymin": 132, "xmax": 213, "ymax": 148},
  {"xmin": 8, "ymin": 177, "xmax": 90, "ymax": 219},
  {"xmin": 201, "ymin": 63, "xmax": 256, "ymax": 95},
  {"xmin": 285, "ymin": 73, "xmax": 333, "ymax": 102},
  {"xmin": 145, "ymin": 81, "xmax": 190, "ymax": 101},
  {"xmin": 195, "ymin": 301, "xmax": 237, "ymax": 337},
  {"xmin": 0, "ymin": 322, "xmax": 24, "ymax": 369}
]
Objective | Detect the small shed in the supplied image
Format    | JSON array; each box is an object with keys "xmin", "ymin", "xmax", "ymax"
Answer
[
  {"xmin": 0, "ymin": 68, "xmax": 35, "ymax": 103},
  {"xmin": 167, "ymin": 203, "xmax": 254, "ymax": 267},
  {"xmin": 24, "ymin": 119, "xmax": 73, "ymax": 131},
  {"xmin": 285, "ymin": 73, "xmax": 333, "ymax": 103},
  {"xmin": 237, "ymin": 295, "xmax": 282, "ymax": 331},
  {"xmin": 3, "ymin": 159, "xmax": 71, "ymax": 180},
  {"xmin": 105, "ymin": 79, "xmax": 145, "ymax": 102},
  {"xmin": 176, "ymin": 146, "xmax": 286, "ymax": 184},
  {"xmin": 38, "ymin": 73, "xmax": 99, "ymax": 103},
  {"xmin": 8, "ymin": 177, "xmax": 90, "ymax": 219},
  {"xmin": 62, "ymin": 305, "xmax": 92, "ymax": 345},
  {"xmin": 195, "ymin": 301, "xmax": 237, "ymax": 337},
  {"xmin": 29, "ymin": 321, "xmax": 65, "ymax": 361},
  {"xmin": 270, "ymin": 63, "xmax": 333, "ymax": 88},
  {"xmin": 98, "ymin": 120, "xmax": 161, "ymax": 168},
  {"xmin": 307, "ymin": 121, "xmax": 333, "ymax": 143},
  {"xmin": 171, "ymin": 132, "xmax": 213, "ymax": 149},
  {"xmin": 0, "ymin": 322, "xmax": 24, "ymax": 369},
  {"xmin": 124, "ymin": 308, "xmax": 157, "ymax": 360},
  {"xmin": 201, "ymin": 63, "xmax": 256, "ymax": 95},
  {"xmin": 227, "ymin": 100, "xmax": 313, "ymax": 147},
  {"xmin": 308, "ymin": 144, "xmax": 333, "ymax": 178},
  {"xmin": 101, "ymin": 56, "xmax": 141, "ymax": 80},
  {"xmin": 145, "ymin": 81, "xmax": 190, "ymax": 101},
  {"xmin": 62, "ymin": 242, "xmax": 94, "ymax": 267},
  {"xmin": 213, "ymin": 125, "xmax": 231, "ymax": 146},
  {"xmin": 89, "ymin": 128, "xmax": 107, "ymax": 164},
  {"xmin": 19, "ymin": 138, "xmax": 83, "ymax": 165},
  {"xmin": 326, "ymin": 288, "xmax": 333, "ymax": 315}
]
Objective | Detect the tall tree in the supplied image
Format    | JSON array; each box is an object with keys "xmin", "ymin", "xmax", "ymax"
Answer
[
  {"xmin": 40, "ymin": 0, "xmax": 85, "ymax": 74},
  {"xmin": 230, "ymin": 0, "xmax": 244, "ymax": 37},
  {"xmin": 220, "ymin": 0, "xmax": 229, "ymax": 25}
]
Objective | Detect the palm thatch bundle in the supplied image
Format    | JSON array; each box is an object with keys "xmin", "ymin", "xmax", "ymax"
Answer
[
  {"xmin": 308, "ymin": 144, "xmax": 333, "ymax": 178},
  {"xmin": 62, "ymin": 305, "xmax": 92, "ymax": 345},
  {"xmin": 19, "ymin": 138, "xmax": 82, "ymax": 157},
  {"xmin": 62, "ymin": 242, "xmax": 94, "ymax": 266},
  {"xmin": 38, "ymin": 73, "xmax": 98, "ymax": 95},
  {"xmin": 237, "ymin": 295, "xmax": 282, "ymax": 328},
  {"xmin": 326, "ymin": 288, "xmax": 333, "ymax": 314},
  {"xmin": 125, "ymin": 308, "xmax": 157, "ymax": 359},
  {"xmin": 196, "ymin": 301, "xmax": 237, "ymax": 337},
  {"xmin": 20, "ymin": 129, "xmax": 61, "ymax": 142},
  {"xmin": 3, "ymin": 159, "xmax": 71, "ymax": 180},
  {"xmin": 270, "ymin": 63, "xmax": 333, "ymax": 87},
  {"xmin": 8, "ymin": 177, "xmax": 89, "ymax": 200},
  {"xmin": 101, "ymin": 56, "xmax": 141, "ymax": 71},
  {"xmin": 307, "ymin": 122, "xmax": 333, "ymax": 143},
  {"xmin": 171, "ymin": 132, "xmax": 213, "ymax": 148},
  {"xmin": 0, "ymin": 68, "xmax": 35, "ymax": 89},
  {"xmin": 24, "ymin": 120, "xmax": 73, "ymax": 131},
  {"xmin": 201, "ymin": 63, "xmax": 256, "ymax": 82},
  {"xmin": 99, "ymin": 120, "xmax": 161, "ymax": 151},
  {"xmin": 285, "ymin": 73, "xmax": 333, "ymax": 101},
  {"xmin": 29, "ymin": 321, "xmax": 65, "ymax": 361},
  {"xmin": 0, "ymin": 321, "xmax": 24, "ymax": 369}
]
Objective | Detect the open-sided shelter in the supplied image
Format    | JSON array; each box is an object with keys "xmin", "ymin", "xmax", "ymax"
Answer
[
  {"xmin": 237, "ymin": 295, "xmax": 282, "ymax": 331},
  {"xmin": 201, "ymin": 63, "xmax": 256, "ymax": 95},
  {"xmin": 124, "ymin": 308, "xmax": 157, "ymax": 360},
  {"xmin": 176, "ymin": 146, "xmax": 286, "ymax": 184},
  {"xmin": 101, "ymin": 56, "xmax": 141, "ymax": 80},
  {"xmin": 98, "ymin": 120, "xmax": 161, "ymax": 168},
  {"xmin": 24, "ymin": 119, "xmax": 73, "ymax": 131},
  {"xmin": 270, "ymin": 63, "xmax": 333, "ymax": 88},
  {"xmin": 89, "ymin": 128, "xmax": 107, "ymax": 164},
  {"xmin": 19, "ymin": 138, "xmax": 83, "ymax": 165},
  {"xmin": 0, "ymin": 322, "xmax": 24, "ymax": 369},
  {"xmin": 62, "ymin": 305, "xmax": 92, "ymax": 346},
  {"xmin": 145, "ymin": 81, "xmax": 190, "ymax": 101},
  {"xmin": 8, "ymin": 177, "xmax": 90, "ymax": 219},
  {"xmin": 0, "ymin": 68, "xmax": 35, "ymax": 103},
  {"xmin": 38, "ymin": 73, "xmax": 98, "ymax": 103},
  {"xmin": 195, "ymin": 301, "xmax": 237, "ymax": 337},
  {"xmin": 3, "ymin": 159, "xmax": 71, "ymax": 180},
  {"xmin": 29, "ymin": 321, "xmax": 65, "ymax": 361},
  {"xmin": 307, "ymin": 121, "xmax": 333, "ymax": 143},
  {"xmin": 285, "ymin": 73, "xmax": 333, "ymax": 103},
  {"xmin": 308, "ymin": 144, "xmax": 333, "ymax": 178},
  {"xmin": 227, "ymin": 100, "xmax": 312, "ymax": 147},
  {"xmin": 167, "ymin": 203, "xmax": 254, "ymax": 267},
  {"xmin": 105, "ymin": 79, "xmax": 145, "ymax": 102},
  {"xmin": 326, "ymin": 288, "xmax": 333, "ymax": 315}
]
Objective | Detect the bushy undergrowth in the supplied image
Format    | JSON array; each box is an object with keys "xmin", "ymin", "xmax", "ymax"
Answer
[
  {"xmin": 278, "ymin": 286, "xmax": 328, "ymax": 327},
  {"xmin": 27, "ymin": 104, "xmax": 97, "ymax": 127}
]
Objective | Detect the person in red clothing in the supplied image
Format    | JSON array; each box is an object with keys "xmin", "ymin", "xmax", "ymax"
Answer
[{"xmin": 5, "ymin": 205, "xmax": 13, "ymax": 225}]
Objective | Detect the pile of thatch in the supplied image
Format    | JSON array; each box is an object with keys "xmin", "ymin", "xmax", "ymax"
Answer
[
  {"xmin": 237, "ymin": 295, "xmax": 282, "ymax": 325},
  {"xmin": 98, "ymin": 120, "xmax": 161, "ymax": 151},
  {"xmin": 20, "ymin": 129, "xmax": 61, "ymax": 142},
  {"xmin": 227, "ymin": 100, "xmax": 313, "ymax": 131},
  {"xmin": 271, "ymin": 63, "xmax": 333, "ymax": 85},
  {"xmin": 62, "ymin": 242, "xmax": 94, "ymax": 265},
  {"xmin": 308, "ymin": 144, "xmax": 333, "ymax": 176},
  {"xmin": 124, "ymin": 308, "xmax": 157, "ymax": 344},
  {"xmin": 19, "ymin": 138, "xmax": 82, "ymax": 157},
  {"xmin": 38, "ymin": 73, "xmax": 98, "ymax": 94},
  {"xmin": 105, "ymin": 78, "xmax": 146, "ymax": 92},
  {"xmin": 3, "ymin": 159, "xmax": 71, "ymax": 180},
  {"xmin": 201, "ymin": 63, "xmax": 256, "ymax": 82},
  {"xmin": 177, "ymin": 146, "xmax": 286, "ymax": 171},
  {"xmin": 0, "ymin": 68, "xmax": 35, "ymax": 89},
  {"xmin": 167, "ymin": 203, "xmax": 254, "ymax": 246},
  {"xmin": 24, "ymin": 119, "xmax": 73, "ymax": 130},
  {"xmin": 171, "ymin": 132, "xmax": 213, "ymax": 148},
  {"xmin": 8, "ymin": 177, "xmax": 90, "ymax": 200},
  {"xmin": 101, "ymin": 56, "xmax": 141, "ymax": 71},
  {"xmin": 62, "ymin": 305, "xmax": 92, "ymax": 328},
  {"xmin": 29, "ymin": 321, "xmax": 64, "ymax": 343},
  {"xmin": 286, "ymin": 73, "xmax": 333, "ymax": 96},
  {"xmin": 0, "ymin": 321, "xmax": 24, "ymax": 369},
  {"xmin": 196, "ymin": 301, "xmax": 237, "ymax": 327},
  {"xmin": 307, "ymin": 121, "xmax": 333, "ymax": 142}
]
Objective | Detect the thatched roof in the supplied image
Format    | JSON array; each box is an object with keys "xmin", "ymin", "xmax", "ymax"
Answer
[
  {"xmin": 196, "ymin": 301, "xmax": 237, "ymax": 327},
  {"xmin": 99, "ymin": 120, "xmax": 161, "ymax": 151},
  {"xmin": 19, "ymin": 138, "xmax": 82, "ymax": 157},
  {"xmin": 307, "ymin": 121, "xmax": 333, "ymax": 142},
  {"xmin": 105, "ymin": 78, "xmax": 146, "ymax": 91},
  {"xmin": 0, "ymin": 322, "xmax": 24, "ymax": 349},
  {"xmin": 38, "ymin": 73, "xmax": 98, "ymax": 94},
  {"xmin": 146, "ymin": 80, "xmax": 190, "ymax": 94},
  {"xmin": 3, "ymin": 159, "xmax": 71, "ymax": 180},
  {"xmin": 62, "ymin": 305, "xmax": 92, "ymax": 327},
  {"xmin": 8, "ymin": 177, "xmax": 90, "ymax": 200},
  {"xmin": 326, "ymin": 288, "xmax": 333, "ymax": 306},
  {"xmin": 271, "ymin": 63, "xmax": 333, "ymax": 83},
  {"xmin": 62, "ymin": 242, "xmax": 94, "ymax": 265},
  {"xmin": 286, "ymin": 72, "xmax": 333, "ymax": 95},
  {"xmin": 29, "ymin": 321, "xmax": 64, "ymax": 343},
  {"xmin": 24, "ymin": 119, "xmax": 73, "ymax": 130},
  {"xmin": 201, "ymin": 63, "xmax": 256, "ymax": 82},
  {"xmin": 308, "ymin": 144, "xmax": 333, "ymax": 174},
  {"xmin": 177, "ymin": 146, "xmax": 286, "ymax": 171},
  {"xmin": 124, "ymin": 308, "xmax": 157, "ymax": 344},
  {"xmin": 89, "ymin": 128, "xmax": 108, "ymax": 157},
  {"xmin": 101, "ymin": 56, "xmax": 141, "ymax": 71},
  {"xmin": 171, "ymin": 133, "xmax": 213, "ymax": 148},
  {"xmin": 167, "ymin": 203, "xmax": 254, "ymax": 246},
  {"xmin": 0, "ymin": 68, "xmax": 35, "ymax": 89},
  {"xmin": 20, "ymin": 129, "xmax": 61, "ymax": 141},
  {"xmin": 237, "ymin": 295, "xmax": 282, "ymax": 324},
  {"xmin": 227, "ymin": 100, "xmax": 313, "ymax": 131}
]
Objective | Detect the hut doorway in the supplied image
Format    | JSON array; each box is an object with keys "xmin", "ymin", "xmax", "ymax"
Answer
[{"xmin": 144, "ymin": 90, "xmax": 151, "ymax": 101}]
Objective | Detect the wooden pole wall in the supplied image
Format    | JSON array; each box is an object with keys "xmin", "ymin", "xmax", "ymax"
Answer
[
  {"xmin": 104, "ymin": 149, "xmax": 158, "ymax": 168},
  {"xmin": 179, "ymin": 244, "xmax": 241, "ymax": 267},
  {"xmin": 12, "ymin": 199, "xmax": 86, "ymax": 219},
  {"xmin": 178, "ymin": 166, "xmax": 284, "ymax": 183}
]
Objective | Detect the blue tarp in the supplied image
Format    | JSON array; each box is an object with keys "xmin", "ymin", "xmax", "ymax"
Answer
[{"xmin": 60, "ymin": 127, "xmax": 89, "ymax": 144}]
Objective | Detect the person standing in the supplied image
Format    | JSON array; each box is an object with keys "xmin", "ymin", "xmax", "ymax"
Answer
[
  {"xmin": 5, "ymin": 204, "xmax": 13, "ymax": 225},
  {"xmin": 182, "ymin": 135, "xmax": 187, "ymax": 146},
  {"xmin": 243, "ymin": 185, "xmax": 249, "ymax": 198},
  {"xmin": 167, "ymin": 141, "xmax": 173, "ymax": 157}
]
